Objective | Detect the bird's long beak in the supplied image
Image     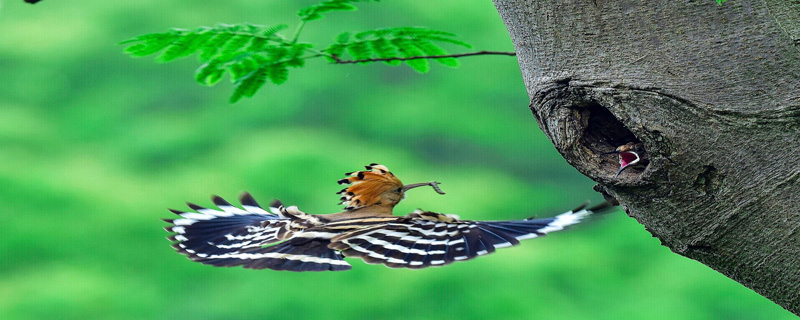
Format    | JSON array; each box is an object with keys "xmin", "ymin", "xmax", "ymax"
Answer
[
  {"xmin": 402, "ymin": 182, "xmax": 446, "ymax": 194},
  {"xmin": 615, "ymin": 150, "xmax": 641, "ymax": 177}
]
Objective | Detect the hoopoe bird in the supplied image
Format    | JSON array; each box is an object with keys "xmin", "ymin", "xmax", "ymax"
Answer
[{"xmin": 164, "ymin": 164, "xmax": 612, "ymax": 271}]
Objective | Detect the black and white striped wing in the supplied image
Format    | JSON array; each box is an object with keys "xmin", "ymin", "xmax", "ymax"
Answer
[
  {"xmin": 193, "ymin": 237, "xmax": 351, "ymax": 271},
  {"xmin": 164, "ymin": 193, "xmax": 290, "ymax": 262},
  {"xmin": 164, "ymin": 193, "xmax": 352, "ymax": 271},
  {"xmin": 329, "ymin": 204, "xmax": 608, "ymax": 269}
]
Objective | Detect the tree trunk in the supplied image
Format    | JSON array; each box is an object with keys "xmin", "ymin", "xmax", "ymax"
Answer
[{"xmin": 492, "ymin": 0, "xmax": 800, "ymax": 314}]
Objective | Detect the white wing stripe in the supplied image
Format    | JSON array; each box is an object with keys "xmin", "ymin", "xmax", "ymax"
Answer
[
  {"xmin": 217, "ymin": 205, "xmax": 248, "ymax": 214},
  {"xmin": 202, "ymin": 252, "xmax": 350, "ymax": 266},
  {"xmin": 178, "ymin": 212, "xmax": 217, "ymax": 220},
  {"xmin": 351, "ymin": 235, "xmax": 446, "ymax": 255},
  {"xmin": 242, "ymin": 205, "xmax": 270, "ymax": 215},
  {"xmin": 195, "ymin": 208, "xmax": 229, "ymax": 216},
  {"xmin": 494, "ymin": 242, "xmax": 513, "ymax": 249},
  {"xmin": 344, "ymin": 240, "xmax": 405, "ymax": 262},
  {"xmin": 295, "ymin": 231, "xmax": 339, "ymax": 239},
  {"xmin": 371, "ymin": 229, "xmax": 465, "ymax": 244},
  {"xmin": 172, "ymin": 218, "xmax": 197, "ymax": 226},
  {"xmin": 515, "ymin": 233, "xmax": 540, "ymax": 240},
  {"xmin": 393, "ymin": 224, "xmax": 464, "ymax": 237},
  {"xmin": 537, "ymin": 209, "xmax": 591, "ymax": 234}
]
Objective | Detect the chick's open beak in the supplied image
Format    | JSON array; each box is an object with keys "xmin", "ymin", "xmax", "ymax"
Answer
[
  {"xmin": 604, "ymin": 142, "xmax": 646, "ymax": 177},
  {"xmin": 615, "ymin": 150, "xmax": 641, "ymax": 177}
]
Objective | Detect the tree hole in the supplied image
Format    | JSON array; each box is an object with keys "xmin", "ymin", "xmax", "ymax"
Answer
[{"xmin": 578, "ymin": 103, "xmax": 647, "ymax": 177}]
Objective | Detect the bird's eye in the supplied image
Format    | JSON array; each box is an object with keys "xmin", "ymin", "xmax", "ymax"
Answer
[{"xmin": 396, "ymin": 188, "xmax": 402, "ymax": 192}]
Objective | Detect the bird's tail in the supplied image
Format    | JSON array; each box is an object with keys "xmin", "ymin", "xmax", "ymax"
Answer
[{"xmin": 163, "ymin": 192, "xmax": 351, "ymax": 272}]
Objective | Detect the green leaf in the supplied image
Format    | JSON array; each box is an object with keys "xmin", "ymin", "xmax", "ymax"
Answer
[
  {"xmin": 194, "ymin": 60, "xmax": 225, "ymax": 86},
  {"xmin": 247, "ymin": 37, "xmax": 269, "ymax": 52},
  {"xmin": 355, "ymin": 28, "xmax": 391, "ymax": 39},
  {"xmin": 122, "ymin": 10, "xmax": 478, "ymax": 103},
  {"xmin": 261, "ymin": 24, "xmax": 289, "ymax": 37},
  {"xmin": 267, "ymin": 63, "xmax": 289, "ymax": 85},
  {"xmin": 158, "ymin": 31, "xmax": 216, "ymax": 62},
  {"xmin": 123, "ymin": 23, "xmax": 289, "ymax": 64},
  {"xmin": 265, "ymin": 46, "xmax": 289, "ymax": 61},
  {"xmin": 391, "ymin": 38, "xmax": 429, "ymax": 73},
  {"xmin": 230, "ymin": 67, "xmax": 268, "ymax": 103},
  {"xmin": 302, "ymin": 13, "xmax": 324, "ymax": 21},
  {"xmin": 286, "ymin": 43, "xmax": 311, "ymax": 67},
  {"xmin": 336, "ymin": 32, "xmax": 352, "ymax": 44},
  {"xmin": 286, "ymin": 57, "xmax": 305, "ymax": 68},
  {"xmin": 298, "ymin": 0, "xmax": 377, "ymax": 21},
  {"xmin": 197, "ymin": 33, "xmax": 231, "ymax": 61},
  {"xmin": 346, "ymin": 41, "xmax": 372, "ymax": 63},
  {"xmin": 412, "ymin": 40, "xmax": 458, "ymax": 67},
  {"xmin": 324, "ymin": 43, "xmax": 347, "ymax": 59},
  {"xmin": 219, "ymin": 34, "xmax": 252, "ymax": 56},
  {"xmin": 122, "ymin": 34, "xmax": 180, "ymax": 57},
  {"xmin": 368, "ymin": 38, "xmax": 400, "ymax": 65},
  {"xmin": 415, "ymin": 34, "xmax": 472, "ymax": 48},
  {"xmin": 228, "ymin": 57, "xmax": 261, "ymax": 83}
]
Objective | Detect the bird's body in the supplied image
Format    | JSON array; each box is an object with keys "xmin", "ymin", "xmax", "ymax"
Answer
[
  {"xmin": 164, "ymin": 164, "xmax": 611, "ymax": 271},
  {"xmin": 322, "ymin": 205, "xmax": 394, "ymax": 219}
]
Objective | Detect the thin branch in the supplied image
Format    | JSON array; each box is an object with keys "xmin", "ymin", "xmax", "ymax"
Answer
[
  {"xmin": 330, "ymin": 50, "xmax": 517, "ymax": 64},
  {"xmin": 289, "ymin": 21, "xmax": 307, "ymax": 44}
]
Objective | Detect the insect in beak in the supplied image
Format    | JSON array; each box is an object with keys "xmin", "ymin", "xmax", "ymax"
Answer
[{"xmin": 402, "ymin": 182, "xmax": 446, "ymax": 194}]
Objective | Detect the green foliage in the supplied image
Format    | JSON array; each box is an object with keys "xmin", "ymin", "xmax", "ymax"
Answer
[
  {"xmin": 325, "ymin": 27, "xmax": 470, "ymax": 72},
  {"xmin": 122, "ymin": 0, "xmax": 472, "ymax": 103},
  {"xmin": 298, "ymin": 0, "xmax": 379, "ymax": 21},
  {"xmin": 716, "ymin": 0, "xmax": 726, "ymax": 4},
  {"xmin": 123, "ymin": 24, "xmax": 302, "ymax": 103}
]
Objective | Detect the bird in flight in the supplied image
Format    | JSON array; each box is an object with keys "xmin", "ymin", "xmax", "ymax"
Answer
[{"xmin": 163, "ymin": 164, "xmax": 612, "ymax": 271}]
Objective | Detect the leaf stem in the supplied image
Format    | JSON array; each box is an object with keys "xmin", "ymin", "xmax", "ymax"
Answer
[
  {"xmin": 328, "ymin": 50, "xmax": 517, "ymax": 64},
  {"xmin": 290, "ymin": 21, "xmax": 307, "ymax": 44}
]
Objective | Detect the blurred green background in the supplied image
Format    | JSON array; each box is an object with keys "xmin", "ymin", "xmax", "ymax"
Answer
[{"xmin": 0, "ymin": 1, "xmax": 793, "ymax": 319}]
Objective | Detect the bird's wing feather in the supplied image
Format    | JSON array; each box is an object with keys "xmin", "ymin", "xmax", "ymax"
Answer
[
  {"xmin": 165, "ymin": 193, "xmax": 351, "ymax": 271},
  {"xmin": 329, "ymin": 204, "xmax": 607, "ymax": 269}
]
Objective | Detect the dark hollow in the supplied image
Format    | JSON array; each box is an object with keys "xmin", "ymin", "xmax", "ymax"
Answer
[{"xmin": 579, "ymin": 103, "xmax": 639, "ymax": 155}]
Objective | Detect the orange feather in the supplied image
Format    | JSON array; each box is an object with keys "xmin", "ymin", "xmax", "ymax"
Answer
[{"xmin": 336, "ymin": 164, "xmax": 403, "ymax": 210}]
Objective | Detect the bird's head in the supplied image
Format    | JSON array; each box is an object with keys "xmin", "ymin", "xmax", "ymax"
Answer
[
  {"xmin": 605, "ymin": 142, "xmax": 648, "ymax": 177},
  {"xmin": 336, "ymin": 163, "xmax": 445, "ymax": 211}
]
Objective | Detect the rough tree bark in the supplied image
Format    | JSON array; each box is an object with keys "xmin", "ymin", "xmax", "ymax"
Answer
[{"xmin": 492, "ymin": 0, "xmax": 800, "ymax": 315}]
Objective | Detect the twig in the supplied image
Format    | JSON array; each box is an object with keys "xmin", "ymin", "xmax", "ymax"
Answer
[
  {"xmin": 330, "ymin": 50, "xmax": 516, "ymax": 64},
  {"xmin": 289, "ymin": 21, "xmax": 307, "ymax": 44}
]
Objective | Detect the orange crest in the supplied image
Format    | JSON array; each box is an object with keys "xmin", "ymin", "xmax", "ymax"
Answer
[{"xmin": 336, "ymin": 163, "xmax": 403, "ymax": 210}]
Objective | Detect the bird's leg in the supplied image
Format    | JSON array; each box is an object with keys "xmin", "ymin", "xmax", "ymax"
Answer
[{"xmin": 402, "ymin": 182, "xmax": 446, "ymax": 195}]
